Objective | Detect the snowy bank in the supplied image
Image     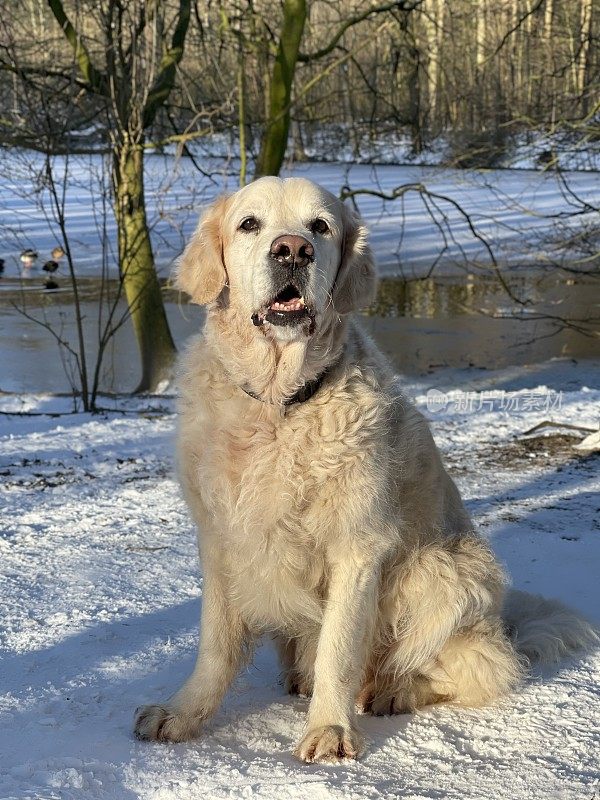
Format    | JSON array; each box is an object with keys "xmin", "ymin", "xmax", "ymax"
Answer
[
  {"xmin": 0, "ymin": 358, "xmax": 599, "ymax": 800},
  {"xmin": 1, "ymin": 155, "xmax": 598, "ymax": 280}
]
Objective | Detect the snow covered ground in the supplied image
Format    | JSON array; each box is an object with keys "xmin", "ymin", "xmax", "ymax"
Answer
[
  {"xmin": 290, "ymin": 125, "xmax": 600, "ymax": 172},
  {"xmin": 1, "ymin": 356, "xmax": 599, "ymax": 800}
]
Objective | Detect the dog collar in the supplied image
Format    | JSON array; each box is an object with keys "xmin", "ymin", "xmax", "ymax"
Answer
[{"xmin": 240, "ymin": 371, "xmax": 326, "ymax": 407}]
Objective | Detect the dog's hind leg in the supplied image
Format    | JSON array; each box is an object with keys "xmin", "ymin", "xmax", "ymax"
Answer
[
  {"xmin": 360, "ymin": 537, "xmax": 522, "ymax": 715},
  {"xmin": 363, "ymin": 619, "xmax": 522, "ymax": 714},
  {"xmin": 378, "ymin": 537, "xmax": 508, "ymax": 675},
  {"xmin": 274, "ymin": 632, "xmax": 317, "ymax": 697},
  {"xmin": 358, "ymin": 671, "xmax": 450, "ymax": 715},
  {"xmin": 420, "ymin": 619, "xmax": 524, "ymax": 707}
]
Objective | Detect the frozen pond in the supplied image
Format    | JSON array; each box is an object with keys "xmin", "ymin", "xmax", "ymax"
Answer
[
  {"xmin": 1, "ymin": 153, "xmax": 599, "ymax": 279},
  {"xmin": 1, "ymin": 155, "xmax": 598, "ymax": 394}
]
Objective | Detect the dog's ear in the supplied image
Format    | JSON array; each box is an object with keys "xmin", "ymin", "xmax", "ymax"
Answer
[
  {"xmin": 175, "ymin": 194, "xmax": 230, "ymax": 304},
  {"xmin": 332, "ymin": 204, "xmax": 377, "ymax": 314}
]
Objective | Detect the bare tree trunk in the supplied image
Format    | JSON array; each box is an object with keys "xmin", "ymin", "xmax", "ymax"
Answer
[
  {"xmin": 400, "ymin": 11, "xmax": 424, "ymax": 153},
  {"xmin": 255, "ymin": 0, "xmax": 307, "ymax": 177},
  {"xmin": 424, "ymin": 0, "xmax": 443, "ymax": 132},
  {"xmin": 577, "ymin": 0, "xmax": 593, "ymax": 115},
  {"xmin": 544, "ymin": 0, "xmax": 556, "ymax": 124},
  {"xmin": 238, "ymin": 40, "xmax": 248, "ymax": 187},
  {"xmin": 113, "ymin": 140, "xmax": 175, "ymax": 393},
  {"xmin": 475, "ymin": 0, "xmax": 487, "ymax": 130}
]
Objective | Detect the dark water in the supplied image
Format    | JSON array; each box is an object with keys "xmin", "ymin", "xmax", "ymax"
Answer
[
  {"xmin": 363, "ymin": 274, "xmax": 600, "ymax": 373},
  {"xmin": 0, "ymin": 273, "xmax": 598, "ymax": 394}
]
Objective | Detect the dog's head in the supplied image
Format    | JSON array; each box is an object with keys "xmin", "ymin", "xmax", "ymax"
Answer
[{"xmin": 175, "ymin": 177, "xmax": 377, "ymax": 340}]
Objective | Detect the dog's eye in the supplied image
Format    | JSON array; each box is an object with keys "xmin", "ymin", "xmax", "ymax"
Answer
[
  {"xmin": 310, "ymin": 218, "xmax": 329, "ymax": 235},
  {"xmin": 240, "ymin": 216, "xmax": 260, "ymax": 232}
]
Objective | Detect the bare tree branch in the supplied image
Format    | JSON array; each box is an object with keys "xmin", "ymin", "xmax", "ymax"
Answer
[
  {"xmin": 298, "ymin": 0, "xmax": 423, "ymax": 62},
  {"xmin": 46, "ymin": 0, "xmax": 108, "ymax": 95},
  {"xmin": 143, "ymin": 0, "xmax": 192, "ymax": 127}
]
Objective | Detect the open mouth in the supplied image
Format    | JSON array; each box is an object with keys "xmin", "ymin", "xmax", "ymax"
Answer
[
  {"xmin": 252, "ymin": 284, "xmax": 313, "ymax": 328},
  {"xmin": 269, "ymin": 284, "xmax": 306, "ymax": 313}
]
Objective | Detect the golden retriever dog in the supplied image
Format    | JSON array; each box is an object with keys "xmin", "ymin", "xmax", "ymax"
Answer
[{"xmin": 134, "ymin": 177, "xmax": 597, "ymax": 763}]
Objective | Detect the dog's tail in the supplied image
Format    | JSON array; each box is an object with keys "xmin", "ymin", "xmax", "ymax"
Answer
[{"xmin": 503, "ymin": 589, "xmax": 599, "ymax": 664}]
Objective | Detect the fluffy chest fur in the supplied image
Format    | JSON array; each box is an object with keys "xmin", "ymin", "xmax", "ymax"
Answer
[
  {"xmin": 178, "ymin": 342, "xmax": 394, "ymax": 632},
  {"xmin": 213, "ymin": 402, "xmax": 329, "ymax": 631}
]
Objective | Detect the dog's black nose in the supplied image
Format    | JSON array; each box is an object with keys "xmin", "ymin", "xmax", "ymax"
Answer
[{"xmin": 270, "ymin": 235, "xmax": 314, "ymax": 268}]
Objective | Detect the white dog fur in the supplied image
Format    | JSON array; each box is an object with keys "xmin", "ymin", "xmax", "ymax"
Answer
[{"xmin": 134, "ymin": 177, "xmax": 598, "ymax": 763}]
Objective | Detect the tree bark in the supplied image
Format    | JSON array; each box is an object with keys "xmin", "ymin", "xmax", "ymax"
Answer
[
  {"xmin": 399, "ymin": 11, "xmax": 424, "ymax": 153},
  {"xmin": 45, "ymin": 0, "xmax": 189, "ymax": 394},
  {"xmin": 113, "ymin": 139, "xmax": 176, "ymax": 392},
  {"xmin": 424, "ymin": 0, "xmax": 443, "ymax": 132},
  {"xmin": 577, "ymin": 0, "xmax": 593, "ymax": 115},
  {"xmin": 254, "ymin": 0, "xmax": 307, "ymax": 178}
]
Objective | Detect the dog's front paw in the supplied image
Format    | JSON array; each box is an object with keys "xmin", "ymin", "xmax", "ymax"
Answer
[
  {"xmin": 134, "ymin": 703, "xmax": 202, "ymax": 743},
  {"xmin": 294, "ymin": 724, "xmax": 364, "ymax": 763}
]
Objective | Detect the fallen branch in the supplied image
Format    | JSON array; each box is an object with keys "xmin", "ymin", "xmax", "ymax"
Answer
[{"xmin": 521, "ymin": 421, "xmax": 597, "ymax": 437}]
